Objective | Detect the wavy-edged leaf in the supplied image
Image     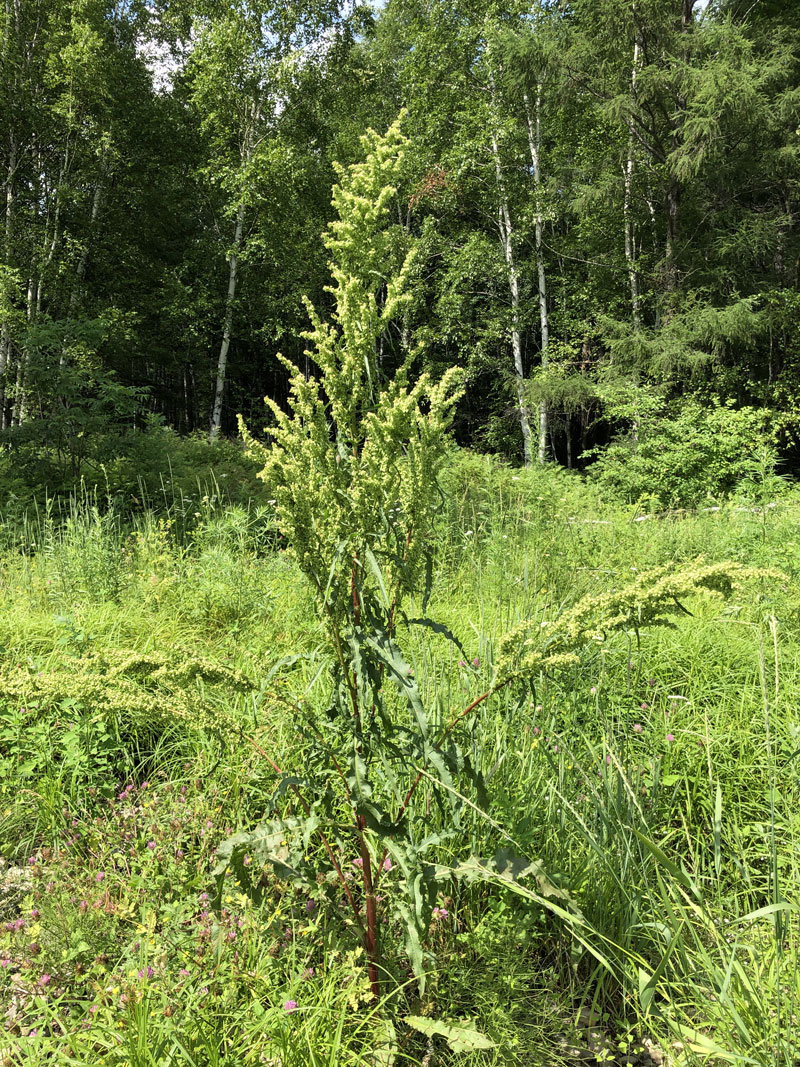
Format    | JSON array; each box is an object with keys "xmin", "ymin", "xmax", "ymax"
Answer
[
  {"xmin": 346, "ymin": 747, "xmax": 396, "ymax": 833},
  {"xmin": 364, "ymin": 547, "xmax": 391, "ymax": 611},
  {"xmin": 215, "ymin": 817, "xmax": 314, "ymax": 891},
  {"xmin": 403, "ymin": 1016, "xmax": 495, "ymax": 1052},
  {"xmin": 364, "ymin": 629, "xmax": 429, "ymax": 741},
  {"xmin": 442, "ymin": 848, "xmax": 580, "ymax": 912}
]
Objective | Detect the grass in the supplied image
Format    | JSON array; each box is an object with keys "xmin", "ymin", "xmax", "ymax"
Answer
[{"xmin": 1, "ymin": 451, "xmax": 800, "ymax": 1064}]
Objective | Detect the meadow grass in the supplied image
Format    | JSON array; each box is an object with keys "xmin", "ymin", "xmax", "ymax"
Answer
[{"xmin": 1, "ymin": 453, "xmax": 799, "ymax": 1065}]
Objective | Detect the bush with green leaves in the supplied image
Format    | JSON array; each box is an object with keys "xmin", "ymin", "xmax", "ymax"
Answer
[
  {"xmin": 586, "ymin": 397, "xmax": 779, "ymax": 509},
  {"xmin": 0, "ymin": 419, "xmax": 266, "ymax": 519}
]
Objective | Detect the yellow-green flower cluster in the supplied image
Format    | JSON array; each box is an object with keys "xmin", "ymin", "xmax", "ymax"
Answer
[
  {"xmin": 239, "ymin": 116, "xmax": 464, "ymax": 632},
  {"xmin": 0, "ymin": 648, "xmax": 253, "ymax": 731},
  {"xmin": 496, "ymin": 560, "xmax": 781, "ymax": 682}
]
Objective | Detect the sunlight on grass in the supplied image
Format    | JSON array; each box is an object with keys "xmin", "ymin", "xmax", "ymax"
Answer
[{"xmin": 1, "ymin": 456, "xmax": 799, "ymax": 1064}]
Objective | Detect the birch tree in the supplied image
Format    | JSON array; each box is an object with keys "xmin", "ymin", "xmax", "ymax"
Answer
[
  {"xmin": 185, "ymin": 0, "xmax": 339, "ymax": 440},
  {"xmin": 488, "ymin": 105, "xmax": 533, "ymax": 466},
  {"xmin": 622, "ymin": 31, "xmax": 642, "ymax": 329}
]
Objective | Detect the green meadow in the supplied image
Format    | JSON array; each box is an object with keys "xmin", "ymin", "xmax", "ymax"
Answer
[{"xmin": 1, "ymin": 454, "xmax": 799, "ymax": 1066}]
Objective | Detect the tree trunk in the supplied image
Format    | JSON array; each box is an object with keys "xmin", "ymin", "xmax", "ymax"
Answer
[
  {"xmin": 12, "ymin": 273, "xmax": 35, "ymax": 425},
  {"xmin": 209, "ymin": 200, "xmax": 245, "ymax": 440},
  {"xmin": 2, "ymin": 0, "xmax": 20, "ymax": 422},
  {"xmin": 0, "ymin": 134, "xmax": 16, "ymax": 426},
  {"xmin": 664, "ymin": 177, "xmax": 679, "ymax": 295},
  {"xmin": 524, "ymin": 85, "xmax": 550, "ymax": 465},
  {"xmin": 623, "ymin": 39, "xmax": 642, "ymax": 329},
  {"xmin": 209, "ymin": 98, "xmax": 260, "ymax": 441},
  {"xmin": 664, "ymin": 0, "xmax": 694, "ymax": 301},
  {"xmin": 19, "ymin": 173, "xmax": 62, "ymax": 424},
  {"xmin": 490, "ymin": 129, "xmax": 532, "ymax": 467},
  {"xmin": 69, "ymin": 178, "xmax": 104, "ymax": 315}
]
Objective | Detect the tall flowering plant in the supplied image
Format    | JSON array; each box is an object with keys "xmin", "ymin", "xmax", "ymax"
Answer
[
  {"xmin": 224, "ymin": 116, "xmax": 467, "ymax": 996},
  {"xmin": 216, "ymin": 116, "xmax": 763, "ymax": 1004}
]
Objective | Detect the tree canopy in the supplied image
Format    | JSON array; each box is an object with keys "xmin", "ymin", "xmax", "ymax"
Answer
[{"xmin": 1, "ymin": 0, "xmax": 798, "ymax": 475}]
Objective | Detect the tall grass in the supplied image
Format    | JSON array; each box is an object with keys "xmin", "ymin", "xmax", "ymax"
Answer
[{"xmin": 1, "ymin": 453, "xmax": 799, "ymax": 1064}]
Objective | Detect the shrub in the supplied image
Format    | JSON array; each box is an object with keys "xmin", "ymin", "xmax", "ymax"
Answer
[{"xmin": 586, "ymin": 398, "xmax": 778, "ymax": 508}]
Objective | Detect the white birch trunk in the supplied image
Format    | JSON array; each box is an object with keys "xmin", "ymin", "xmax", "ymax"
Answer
[
  {"xmin": 623, "ymin": 40, "xmax": 641, "ymax": 329},
  {"xmin": 69, "ymin": 178, "xmax": 103, "ymax": 315},
  {"xmin": 209, "ymin": 100, "xmax": 260, "ymax": 441},
  {"xmin": 524, "ymin": 85, "xmax": 550, "ymax": 465},
  {"xmin": 490, "ymin": 128, "xmax": 532, "ymax": 468},
  {"xmin": 209, "ymin": 199, "xmax": 245, "ymax": 440},
  {"xmin": 1, "ymin": 0, "xmax": 18, "ymax": 420},
  {"xmin": 12, "ymin": 273, "xmax": 35, "ymax": 425},
  {"xmin": 13, "ymin": 140, "xmax": 66, "ymax": 426},
  {"xmin": 0, "ymin": 135, "xmax": 16, "ymax": 422}
]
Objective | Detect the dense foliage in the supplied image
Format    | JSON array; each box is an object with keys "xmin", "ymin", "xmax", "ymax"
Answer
[{"xmin": 1, "ymin": 0, "xmax": 798, "ymax": 482}]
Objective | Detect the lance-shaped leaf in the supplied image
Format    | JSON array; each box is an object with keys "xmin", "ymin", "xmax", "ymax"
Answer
[
  {"xmin": 364, "ymin": 629, "xmax": 429, "ymax": 741},
  {"xmin": 345, "ymin": 747, "xmax": 397, "ymax": 834},
  {"xmin": 403, "ymin": 1016, "xmax": 496, "ymax": 1052}
]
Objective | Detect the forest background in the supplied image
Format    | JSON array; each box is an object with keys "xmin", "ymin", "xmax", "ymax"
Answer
[{"xmin": 1, "ymin": 0, "xmax": 799, "ymax": 506}]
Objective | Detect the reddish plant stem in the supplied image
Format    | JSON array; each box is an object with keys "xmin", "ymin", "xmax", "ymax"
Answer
[
  {"xmin": 357, "ymin": 814, "xmax": 381, "ymax": 999},
  {"xmin": 244, "ymin": 733, "xmax": 364, "ymax": 934}
]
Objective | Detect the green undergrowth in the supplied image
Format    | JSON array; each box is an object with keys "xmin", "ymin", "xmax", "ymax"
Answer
[{"xmin": 1, "ymin": 452, "xmax": 800, "ymax": 1065}]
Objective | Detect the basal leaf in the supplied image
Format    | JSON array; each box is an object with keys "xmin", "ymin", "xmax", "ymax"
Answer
[{"xmin": 403, "ymin": 1016, "xmax": 496, "ymax": 1052}]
